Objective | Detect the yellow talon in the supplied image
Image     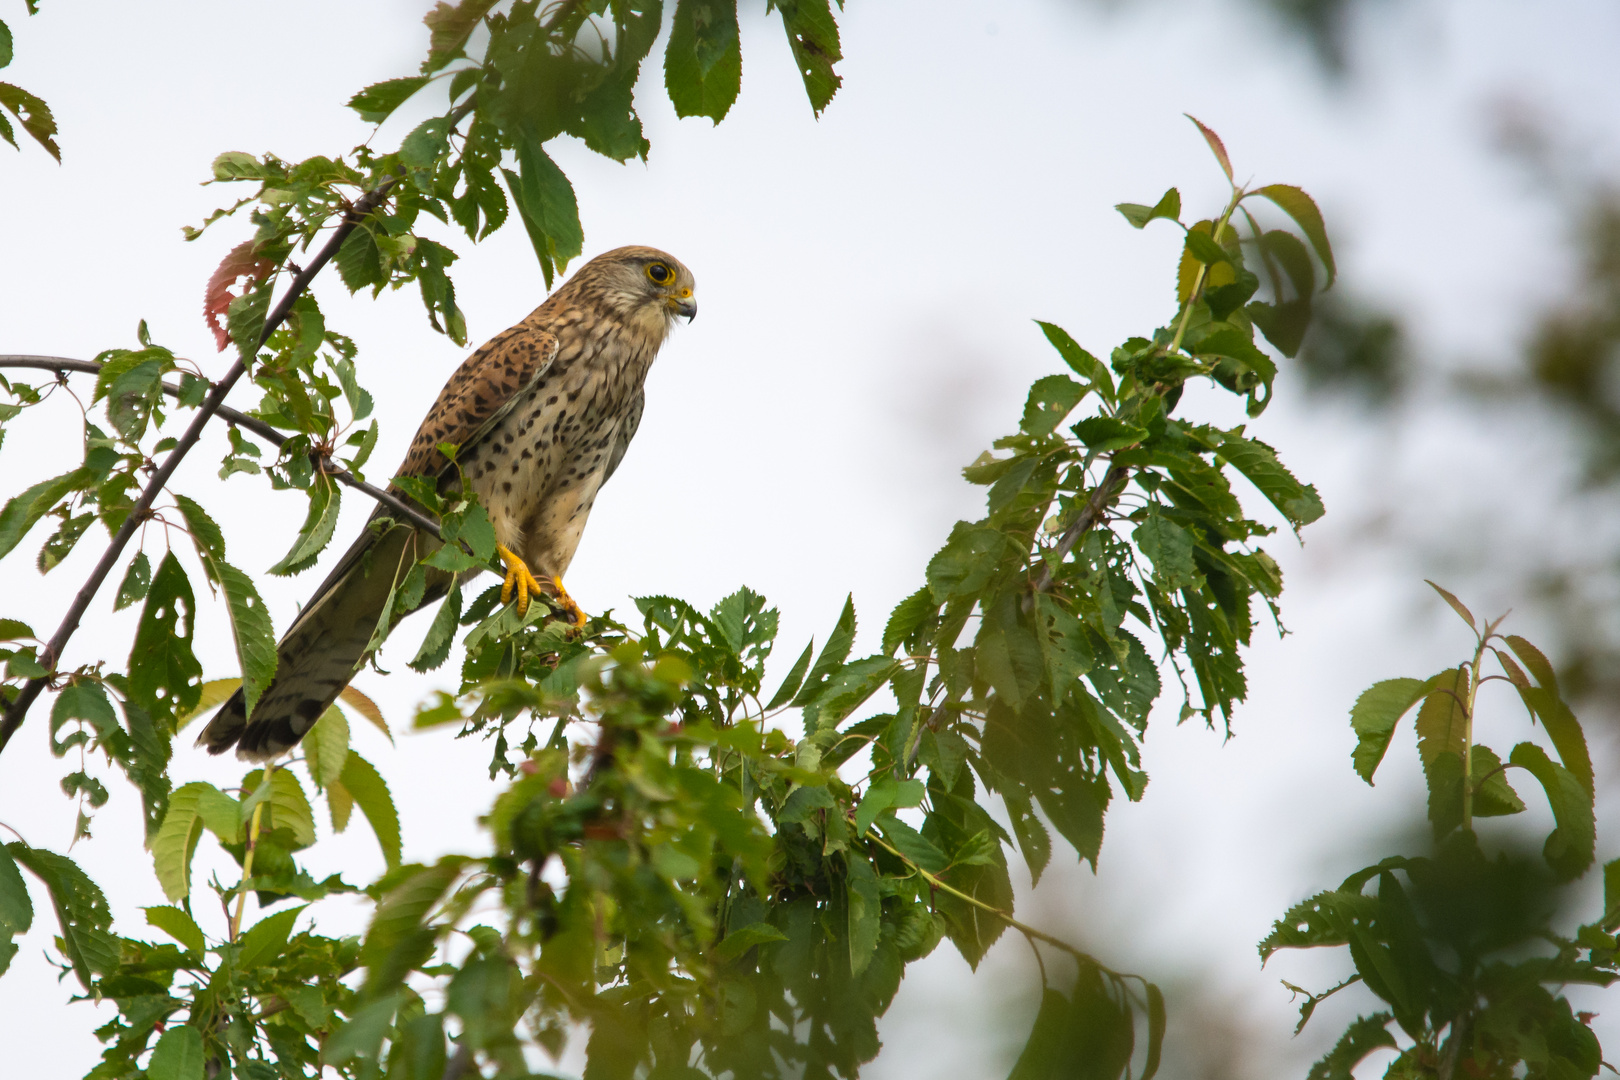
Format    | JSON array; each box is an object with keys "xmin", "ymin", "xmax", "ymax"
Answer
[
  {"xmin": 551, "ymin": 575, "xmax": 587, "ymax": 628},
  {"xmin": 497, "ymin": 543, "xmax": 545, "ymax": 616},
  {"xmin": 495, "ymin": 545, "xmax": 586, "ymax": 627}
]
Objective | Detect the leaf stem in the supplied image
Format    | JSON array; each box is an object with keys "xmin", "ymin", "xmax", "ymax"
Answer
[
  {"xmin": 1462, "ymin": 645, "xmax": 1486, "ymax": 831},
  {"xmin": 1168, "ymin": 185, "xmax": 1246, "ymax": 357},
  {"xmin": 230, "ymin": 764, "xmax": 274, "ymax": 941}
]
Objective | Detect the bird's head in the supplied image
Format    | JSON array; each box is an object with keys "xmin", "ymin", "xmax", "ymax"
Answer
[{"xmin": 577, "ymin": 246, "xmax": 697, "ymax": 333}]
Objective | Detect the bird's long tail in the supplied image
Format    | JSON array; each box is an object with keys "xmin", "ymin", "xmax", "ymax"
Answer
[{"xmin": 196, "ymin": 517, "xmax": 438, "ymax": 761}]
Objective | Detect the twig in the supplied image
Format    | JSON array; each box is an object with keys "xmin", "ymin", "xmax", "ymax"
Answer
[
  {"xmin": 0, "ymin": 355, "xmax": 448, "ymax": 540},
  {"xmin": 0, "ymin": 175, "xmax": 401, "ymax": 755},
  {"xmin": 229, "ymin": 764, "xmax": 274, "ymax": 941},
  {"xmin": 1029, "ymin": 463, "xmax": 1131, "ymax": 598}
]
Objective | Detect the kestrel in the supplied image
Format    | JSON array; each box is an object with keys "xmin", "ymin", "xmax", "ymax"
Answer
[{"xmin": 198, "ymin": 246, "xmax": 697, "ymax": 760}]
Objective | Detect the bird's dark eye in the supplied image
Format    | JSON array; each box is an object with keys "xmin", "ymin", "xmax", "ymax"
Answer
[{"xmin": 646, "ymin": 262, "xmax": 671, "ymax": 285}]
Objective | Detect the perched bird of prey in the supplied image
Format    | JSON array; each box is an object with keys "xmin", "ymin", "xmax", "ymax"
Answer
[{"xmin": 198, "ymin": 245, "xmax": 696, "ymax": 760}]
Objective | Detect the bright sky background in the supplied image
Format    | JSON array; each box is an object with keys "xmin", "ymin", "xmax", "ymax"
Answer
[{"xmin": 3, "ymin": 1, "xmax": 1620, "ymax": 1076}]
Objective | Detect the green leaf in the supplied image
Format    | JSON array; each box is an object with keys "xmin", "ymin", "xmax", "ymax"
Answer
[
  {"xmin": 714, "ymin": 921, "xmax": 787, "ymax": 962},
  {"xmin": 348, "ymin": 76, "xmax": 429, "ymax": 123},
  {"xmin": 1036, "ymin": 321, "xmax": 1115, "ymax": 404},
  {"xmin": 846, "ymin": 852, "xmax": 881, "ymax": 976},
  {"xmin": 1415, "ymin": 667, "xmax": 1468, "ymax": 769},
  {"xmin": 664, "ymin": 0, "xmax": 742, "ymax": 122},
  {"xmin": 1305, "ymin": 1013, "xmax": 1396, "ymax": 1080},
  {"xmin": 0, "ymin": 80, "xmax": 59, "ymax": 161},
  {"xmin": 1214, "ymin": 430, "xmax": 1325, "ymax": 528},
  {"xmin": 341, "ymin": 751, "xmax": 401, "ymax": 870},
  {"xmin": 149, "ymin": 783, "xmax": 209, "ymax": 902},
  {"xmin": 268, "ymin": 478, "xmax": 341, "ymax": 576},
  {"xmin": 339, "ymin": 686, "xmax": 393, "ymax": 743},
  {"xmin": 791, "ymin": 595, "xmax": 857, "ymax": 707},
  {"xmin": 0, "ymin": 467, "xmax": 93, "ymax": 563},
  {"xmin": 504, "ymin": 139, "xmax": 583, "ymax": 290},
  {"xmin": 1469, "ymin": 744, "xmax": 1525, "ymax": 818},
  {"xmin": 421, "ymin": 0, "xmax": 497, "ymax": 73},
  {"xmin": 880, "ymin": 588, "xmax": 934, "ymax": 657},
  {"xmin": 1348, "ymin": 677, "xmax": 1428, "ymax": 783},
  {"xmin": 764, "ymin": 638, "xmax": 814, "ymax": 710},
  {"xmin": 215, "ymin": 559, "xmax": 277, "ymax": 719},
  {"xmin": 1021, "ymin": 375, "xmax": 1087, "ymax": 436},
  {"xmin": 48, "ymin": 679, "xmax": 118, "ymax": 756},
  {"xmin": 926, "ymin": 523, "xmax": 1019, "ymax": 602},
  {"xmin": 8, "ymin": 842, "xmax": 116, "ymax": 990},
  {"xmin": 1509, "ymin": 741, "xmax": 1595, "ymax": 881},
  {"xmin": 1070, "ymin": 416, "xmax": 1147, "ymax": 452},
  {"xmin": 144, "ymin": 905, "xmax": 205, "ymax": 955},
  {"xmin": 304, "ymin": 707, "xmax": 349, "ymax": 791},
  {"xmin": 147, "ymin": 1025, "xmax": 205, "ymax": 1080},
  {"xmin": 1116, "ymin": 187, "xmax": 1181, "ymax": 229},
  {"xmin": 336, "ymin": 226, "xmax": 385, "ymax": 292},
  {"xmin": 0, "ymin": 20, "xmax": 11, "ymax": 70},
  {"xmin": 408, "ymin": 585, "xmax": 462, "ymax": 675},
  {"xmin": 1133, "ymin": 511, "xmax": 1199, "ymax": 592},
  {"xmin": 1184, "ymin": 227, "xmax": 1232, "ymax": 266},
  {"xmin": 113, "ymin": 550, "xmax": 152, "ymax": 610},
  {"xmin": 0, "ymin": 618, "xmax": 34, "ymax": 640},
  {"xmin": 237, "ymin": 903, "xmax": 306, "ymax": 969},
  {"xmin": 127, "ymin": 551, "xmax": 204, "ymax": 726},
  {"xmin": 361, "ymin": 861, "xmax": 463, "ymax": 993},
  {"xmin": 774, "ymin": 0, "xmax": 843, "ymax": 115},
  {"xmin": 264, "ymin": 768, "xmax": 317, "ymax": 849},
  {"xmin": 1423, "ymin": 579, "xmax": 1475, "ymax": 632},
  {"xmin": 877, "ymin": 812, "xmax": 948, "ymax": 873},
  {"xmin": 1004, "ymin": 792, "xmax": 1052, "ymax": 887},
  {"xmin": 0, "ymin": 842, "xmax": 32, "ymax": 935},
  {"xmin": 1253, "ymin": 184, "xmax": 1335, "ymax": 287}
]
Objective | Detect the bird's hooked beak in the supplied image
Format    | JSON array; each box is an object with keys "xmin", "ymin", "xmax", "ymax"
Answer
[{"xmin": 667, "ymin": 291, "xmax": 697, "ymax": 322}]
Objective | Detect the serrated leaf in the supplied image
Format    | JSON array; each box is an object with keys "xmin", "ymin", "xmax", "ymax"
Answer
[
  {"xmin": 128, "ymin": 551, "xmax": 204, "ymax": 726},
  {"xmin": 339, "ymin": 686, "xmax": 392, "ymax": 743},
  {"xmin": 215, "ymin": 559, "xmax": 277, "ymax": 718},
  {"xmin": 1253, "ymin": 184, "xmax": 1336, "ymax": 287},
  {"xmin": 1215, "ymin": 430, "xmax": 1324, "ymax": 528},
  {"xmin": 1423, "ymin": 579, "xmax": 1475, "ymax": 632},
  {"xmin": 1116, "ymin": 187, "xmax": 1181, "ymax": 229},
  {"xmin": 1004, "ymin": 792, "xmax": 1052, "ymax": 886},
  {"xmin": 149, "ymin": 782, "xmax": 214, "ymax": 902},
  {"xmin": 1348, "ymin": 677, "xmax": 1428, "ymax": 784},
  {"xmin": 882, "ymin": 588, "xmax": 937, "ymax": 656},
  {"xmin": 775, "ymin": 0, "xmax": 843, "ymax": 115},
  {"xmin": 237, "ymin": 903, "xmax": 305, "ymax": 969},
  {"xmin": 1133, "ymin": 511, "xmax": 1199, "ymax": 592},
  {"xmin": 926, "ymin": 523, "xmax": 1019, "ymax": 602},
  {"xmin": 8, "ymin": 842, "xmax": 116, "ymax": 990},
  {"xmin": 1415, "ymin": 667, "xmax": 1468, "ymax": 770},
  {"xmin": 0, "ymin": 80, "xmax": 60, "ymax": 161},
  {"xmin": 504, "ymin": 139, "xmax": 583, "ymax": 290},
  {"xmin": 1509, "ymin": 741, "xmax": 1595, "ymax": 881},
  {"xmin": 1035, "ymin": 321, "xmax": 1115, "ymax": 403},
  {"xmin": 0, "ymin": 843, "xmax": 32, "ymax": 935},
  {"xmin": 263, "ymin": 768, "xmax": 317, "ymax": 849},
  {"xmin": 877, "ymin": 813, "xmax": 948, "ymax": 873},
  {"xmin": 0, "ymin": 467, "xmax": 93, "ymax": 563},
  {"xmin": 341, "ymin": 751, "xmax": 401, "ymax": 869},
  {"xmin": 665, "ymin": 0, "xmax": 742, "ymax": 123},
  {"xmin": 765, "ymin": 638, "xmax": 814, "ymax": 710},
  {"xmin": 348, "ymin": 76, "xmax": 429, "ymax": 123},
  {"xmin": 1186, "ymin": 114, "xmax": 1233, "ymax": 181},
  {"xmin": 790, "ymin": 596, "xmax": 857, "ymax": 707},
  {"xmin": 1305, "ymin": 1013, "xmax": 1396, "ymax": 1080},
  {"xmin": 113, "ymin": 550, "xmax": 152, "ymax": 610},
  {"xmin": 304, "ymin": 706, "xmax": 350, "ymax": 791},
  {"xmin": 714, "ymin": 921, "xmax": 787, "ymax": 962},
  {"xmin": 361, "ymin": 861, "xmax": 463, "ymax": 993},
  {"xmin": 846, "ymin": 852, "xmax": 881, "ymax": 976},
  {"xmin": 144, "ymin": 905, "xmax": 205, "ymax": 955},
  {"xmin": 1021, "ymin": 375, "xmax": 1087, "ymax": 436},
  {"xmin": 269, "ymin": 478, "xmax": 341, "ymax": 576},
  {"xmin": 408, "ymin": 585, "xmax": 462, "ymax": 673},
  {"xmin": 147, "ymin": 1025, "xmax": 204, "ymax": 1080}
]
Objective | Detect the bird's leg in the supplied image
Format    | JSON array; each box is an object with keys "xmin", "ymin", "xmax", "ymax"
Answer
[
  {"xmin": 497, "ymin": 543, "xmax": 546, "ymax": 616},
  {"xmin": 548, "ymin": 576, "xmax": 587, "ymax": 628}
]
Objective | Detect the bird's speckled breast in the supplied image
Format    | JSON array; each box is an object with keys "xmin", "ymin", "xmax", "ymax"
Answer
[{"xmin": 457, "ymin": 313, "xmax": 658, "ymax": 578}]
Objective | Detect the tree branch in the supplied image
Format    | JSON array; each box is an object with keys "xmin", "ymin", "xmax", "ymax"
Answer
[
  {"xmin": 1028, "ymin": 462, "xmax": 1131, "ymax": 598},
  {"xmin": 0, "ymin": 176, "xmax": 401, "ymax": 755},
  {"xmin": 0, "ymin": 355, "xmax": 449, "ymax": 542}
]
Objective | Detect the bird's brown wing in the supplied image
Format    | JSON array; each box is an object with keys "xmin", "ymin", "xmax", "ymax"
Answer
[{"xmin": 397, "ymin": 322, "xmax": 561, "ymax": 481}]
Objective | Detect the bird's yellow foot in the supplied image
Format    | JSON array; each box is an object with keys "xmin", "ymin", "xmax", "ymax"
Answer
[
  {"xmin": 549, "ymin": 575, "xmax": 587, "ymax": 628},
  {"xmin": 497, "ymin": 543, "xmax": 546, "ymax": 616}
]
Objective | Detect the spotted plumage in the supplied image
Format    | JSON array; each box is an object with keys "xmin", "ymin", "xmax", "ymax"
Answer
[{"xmin": 198, "ymin": 246, "xmax": 696, "ymax": 760}]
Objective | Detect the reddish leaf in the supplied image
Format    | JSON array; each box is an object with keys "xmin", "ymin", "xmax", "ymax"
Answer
[
  {"xmin": 203, "ymin": 241, "xmax": 274, "ymax": 351},
  {"xmin": 1185, "ymin": 114, "xmax": 1233, "ymax": 182}
]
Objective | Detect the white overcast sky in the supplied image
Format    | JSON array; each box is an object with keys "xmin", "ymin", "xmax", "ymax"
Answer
[{"xmin": 3, "ymin": 1, "xmax": 1620, "ymax": 1077}]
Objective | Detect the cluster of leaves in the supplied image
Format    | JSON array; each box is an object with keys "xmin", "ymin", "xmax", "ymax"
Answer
[{"xmin": 1263, "ymin": 585, "xmax": 1619, "ymax": 1079}]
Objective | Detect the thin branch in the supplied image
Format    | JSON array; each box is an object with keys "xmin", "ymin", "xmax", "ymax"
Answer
[
  {"xmin": 1029, "ymin": 462, "xmax": 1131, "ymax": 598},
  {"xmin": 0, "ymin": 175, "xmax": 401, "ymax": 755}
]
